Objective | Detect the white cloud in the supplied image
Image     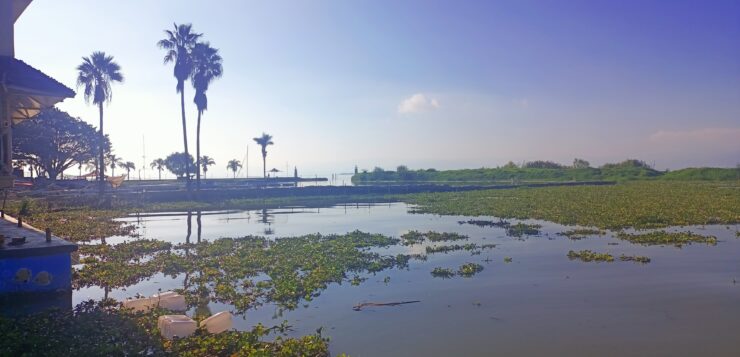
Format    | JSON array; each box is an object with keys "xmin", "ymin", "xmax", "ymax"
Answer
[{"xmin": 398, "ymin": 93, "xmax": 440, "ymax": 114}]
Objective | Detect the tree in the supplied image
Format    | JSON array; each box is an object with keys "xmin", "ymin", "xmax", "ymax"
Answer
[
  {"xmin": 502, "ymin": 161, "xmax": 518, "ymax": 169},
  {"xmin": 165, "ymin": 152, "xmax": 195, "ymax": 178},
  {"xmin": 158, "ymin": 23, "xmax": 202, "ymax": 192},
  {"xmin": 191, "ymin": 42, "xmax": 223, "ymax": 190},
  {"xmin": 76, "ymin": 51, "xmax": 123, "ymax": 187},
  {"xmin": 200, "ymin": 155, "xmax": 215, "ymax": 178},
  {"xmin": 120, "ymin": 161, "xmax": 136, "ymax": 180},
  {"xmin": 573, "ymin": 158, "xmax": 590, "ymax": 169},
  {"xmin": 523, "ymin": 160, "xmax": 564, "ymax": 169},
  {"xmin": 150, "ymin": 158, "xmax": 166, "ymax": 180},
  {"xmin": 107, "ymin": 154, "xmax": 122, "ymax": 176},
  {"xmin": 13, "ymin": 108, "xmax": 109, "ymax": 180},
  {"xmin": 226, "ymin": 159, "xmax": 242, "ymax": 178},
  {"xmin": 252, "ymin": 133, "xmax": 274, "ymax": 178}
]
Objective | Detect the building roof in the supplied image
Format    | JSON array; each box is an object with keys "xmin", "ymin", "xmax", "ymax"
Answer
[
  {"xmin": 0, "ymin": 56, "xmax": 75, "ymax": 98},
  {"xmin": 12, "ymin": 0, "xmax": 33, "ymax": 23},
  {"xmin": 0, "ymin": 56, "xmax": 75, "ymax": 122}
]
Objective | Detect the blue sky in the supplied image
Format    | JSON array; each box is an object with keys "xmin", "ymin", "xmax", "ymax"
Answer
[{"xmin": 14, "ymin": 0, "xmax": 740, "ymax": 178}]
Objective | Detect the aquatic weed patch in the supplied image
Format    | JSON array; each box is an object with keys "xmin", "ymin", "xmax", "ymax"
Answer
[
  {"xmin": 567, "ymin": 250, "xmax": 614, "ymax": 262},
  {"xmin": 404, "ymin": 181, "xmax": 740, "ymax": 229},
  {"xmin": 400, "ymin": 230, "xmax": 426, "ymax": 245},
  {"xmin": 400, "ymin": 230, "xmax": 469, "ymax": 245},
  {"xmin": 430, "ymin": 267, "xmax": 455, "ymax": 278},
  {"xmin": 425, "ymin": 243, "xmax": 495, "ymax": 255},
  {"xmin": 616, "ymin": 231, "xmax": 717, "ymax": 247},
  {"xmin": 457, "ymin": 219, "xmax": 511, "ymax": 228},
  {"xmin": 557, "ymin": 228, "xmax": 606, "ymax": 239},
  {"xmin": 619, "ymin": 254, "xmax": 651, "ymax": 264},
  {"xmin": 74, "ymin": 239, "xmax": 186, "ymax": 289},
  {"xmin": 457, "ymin": 263, "xmax": 485, "ymax": 277},
  {"xmin": 506, "ymin": 223, "xmax": 542, "ymax": 237},
  {"xmin": 74, "ymin": 231, "xmax": 410, "ymax": 312}
]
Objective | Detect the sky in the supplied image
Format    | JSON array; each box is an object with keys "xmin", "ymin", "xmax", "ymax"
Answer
[{"xmin": 13, "ymin": 0, "xmax": 740, "ymax": 178}]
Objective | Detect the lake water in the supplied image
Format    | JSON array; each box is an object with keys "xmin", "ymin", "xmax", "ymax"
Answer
[{"xmin": 74, "ymin": 203, "xmax": 740, "ymax": 356}]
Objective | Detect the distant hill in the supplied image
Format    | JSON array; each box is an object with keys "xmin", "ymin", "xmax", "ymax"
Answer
[{"xmin": 352, "ymin": 160, "xmax": 738, "ymax": 184}]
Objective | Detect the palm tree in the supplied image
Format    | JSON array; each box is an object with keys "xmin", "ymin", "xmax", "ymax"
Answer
[
  {"xmin": 150, "ymin": 158, "xmax": 166, "ymax": 180},
  {"xmin": 107, "ymin": 154, "xmax": 122, "ymax": 177},
  {"xmin": 191, "ymin": 42, "xmax": 223, "ymax": 190},
  {"xmin": 200, "ymin": 155, "xmax": 215, "ymax": 178},
  {"xmin": 253, "ymin": 133, "xmax": 274, "ymax": 178},
  {"xmin": 226, "ymin": 159, "xmax": 242, "ymax": 178},
  {"xmin": 76, "ymin": 51, "xmax": 123, "ymax": 188},
  {"xmin": 158, "ymin": 23, "xmax": 202, "ymax": 192},
  {"xmin": 120, "ymin": 161, "xmax": 136, "ymax": 180}
]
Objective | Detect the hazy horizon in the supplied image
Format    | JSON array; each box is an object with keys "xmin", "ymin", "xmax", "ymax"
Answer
[{"xmin": 14, "ymin": 0, "xmax": 740, "ymax": 178}]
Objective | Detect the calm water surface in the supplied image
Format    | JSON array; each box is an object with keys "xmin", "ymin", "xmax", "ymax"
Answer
[{"xmin": 75, "ymin": 203, "xmax": 740, "ymax": 356}]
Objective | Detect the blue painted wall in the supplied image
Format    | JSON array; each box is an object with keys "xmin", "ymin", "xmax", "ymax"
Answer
[{"xmin": 0, "ymin": 253, "xmax": 72, "ymax": 293}]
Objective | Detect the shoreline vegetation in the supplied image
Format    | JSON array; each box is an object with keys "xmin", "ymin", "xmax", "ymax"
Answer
[{"xmin": 351, "ymin": 160, "xmax": 740, "ymax": 184}]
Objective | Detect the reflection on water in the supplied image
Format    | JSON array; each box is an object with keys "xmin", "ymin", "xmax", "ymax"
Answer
[{"xmin": 76, "ymin": 203, "xmax": 740, "ymax": 356}]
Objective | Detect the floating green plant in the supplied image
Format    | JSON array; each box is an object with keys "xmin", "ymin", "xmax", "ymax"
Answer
[
  {"xmin": 400, "ymin": 230, "xmax": 468, "ymax": 245},
  {"xmin": 405, "ymin": 181, "xmax": 740, "ymax": 229},
  {"xmin": 506, "ymin": 223, "xmax": 542, "ymax": 237},
  {"xmin": 504, "ymin": 257, "xmax": 513, "ymax": 263},
  {"xmin": 619, "ymin": 254, "xmax": 651, "ymax": 263},
  {"xmin": 616, "ymin": 230, "xmax": 717, "ymax": 247},
  {"xmin": 557, "ymin": 228, "xmax": 606, "ymax": 239},
  {"xmin": 457, "ymin": 219, "xmax": 511, "ymax": 228},
  {"xmin": 425, "ymin": 243, "xmax": 495, "ymax": 254},
  {"xmin": 430, "ymin": 267, "xmax": 455, "ymax": 278},
  {"xmin": 567, "ymin": 250, "xmax": 614, "ymax": 262},
  {"xmin": 74, "ymin": 231, "xmax": 409, "ymax": 312},
  {"xmin": 457, "ymin": 263, "xmax": 484, "ymax": 277},
  {"xmin": 400, "ymin": 230, "xmax": 426, "ymax": 245}
]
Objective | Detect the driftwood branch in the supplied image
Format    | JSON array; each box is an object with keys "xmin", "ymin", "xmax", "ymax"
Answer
[{"xmin": 353, "ymin": 300, "xmax": 420, "ymax": 311}]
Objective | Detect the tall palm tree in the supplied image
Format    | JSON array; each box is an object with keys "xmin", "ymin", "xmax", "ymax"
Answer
[
  {"xmin": 150, "ymin": 158, "xmax": 166, "ymax": 180},
  {"xmin": 253, "ymin": 133, "xmax": 274, "ymax": 178},
  {"xmin": 226, "ymin": 159, "xmax": 242, "ymax": 178},
  {"xmin": 120, "ymin": 161, "xmax": 136, "ymax": 180},
  {"xmin": 76, "ymin": 51, "xmax": 123, "ymax": 188},
  {"xmin": 107, "ymin": 154, "xmax": 122, "ymax": 176},
  {"xmin": 200, "ymin": 155, "xmax": 215, "ymax": 178},
  {"xmin": 191, "ymin": 42, "xmax": 223, "ymax": 190},
  {"xmin": 158, "ymin": 23, "xmax": 202, "ymax": 192}
]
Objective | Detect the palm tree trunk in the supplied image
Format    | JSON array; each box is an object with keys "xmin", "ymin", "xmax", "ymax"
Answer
[
  {"xmin": 262, "ymin": 154, "xmax": 266, "ymax": 178},
  {"xmin": 180, "ymin": 89, "xmax": 191, "ymax": 192},
  {"xmin": 158, "ymin": 169, "xmax": 162, "ymax": 180},
  {"xmin": 98, "ymin": 102, "xmax": 105, "ymax": 193},
  {"xmin": 195, "ymin": 110, "xmax": 202, "ymax": 191}
]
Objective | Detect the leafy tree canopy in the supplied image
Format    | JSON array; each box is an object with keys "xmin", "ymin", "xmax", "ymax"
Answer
[
  {"xmin": 13, "ymin": 108, "xmax": 110, "ymax": 180},
  {"xmin": 164, "ymin": 152, "xmax": 195, "ymax": 178}
]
